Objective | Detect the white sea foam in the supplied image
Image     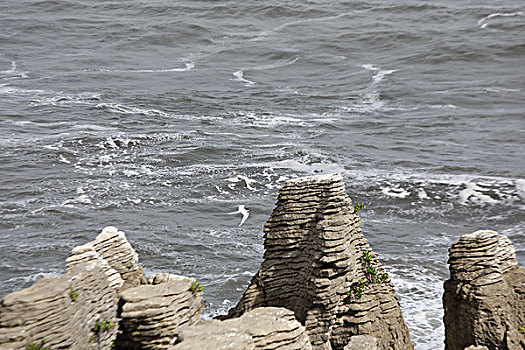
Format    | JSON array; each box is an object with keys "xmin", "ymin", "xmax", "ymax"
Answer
[
  {"xmin": 343, "ymin": 64, "xmax": 398, "ymax": 113},
  {"xmin": 381, "ymin": 186, "xmax": 410, "ymax": 198},
  {"xmin": 61, "ymin": 195, "xmax": 92, "ymax": 206},
  {"xmin": 231, "ymin": 70, "xmax": 256, "ymax": 86},
  {"xmin": 362, "ymin": 64, "xmax": 399, "ymax": 85},
  {"xmin": 481, "ymin": 87, "xmax": 520, "ymax": 93},
  {"xmin": 0, "ymin": 61, "xmax": 17, "ymax": 74},
  {"xmin": 249, "ymin": 8, "xmax": 375, "ymax": 42},
  {"xmin": 478, "ymin": 11, "xmax": 524, "ymax": 29},
  {"xmin": 0, "ymin": 84, "xmax": 46, "ymax": 95},
  {"xmin": 0, "ymin": 61, "xmax": 28, "ymax": 80},
  {"xmin": 389, "ymin": 271, "xmax": 445, "ymax": 349},
  {"xmin": 517, "ymin": 179, "xmax": 525, "ymax": 200},
  {"xmin": 226, "ymin": 174, "xmax": 258, "ymax": 191},
  {"xmin": 248, "ymin": 56, "xmax": 300, "ymax": 71},
  {"xmin": 5, "ymin": 271, "xmax": 61, "ymax": 285},
  {"xmin": 95, "ymin": 102, "xmax": 172, "ymax": 117},
  {"xmin": 30, "ymin": 93, "xmax": 102, "ymax": 107},
  {"xmin": 96, "ymin": 62, "xmax": 195, "ymax": 73}
]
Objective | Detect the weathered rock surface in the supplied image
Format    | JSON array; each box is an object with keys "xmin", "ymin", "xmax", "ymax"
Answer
[
  {"xmin": 174, "ymin": 307, "xmax": 312, "ymax": 350},
  {"xmin": 225, "ymin": 174, "xmax": 413, "ymax": 350},
  {"xmin": 444, "ymin": 230, "xmax": 525, "ymax": 350},
  {"xmin": 117, "ymin": 274, "xmax": 204, "ymax": 350},
  {"xmin": 67, "ymin": 226, "xmax": 146, "ymax": 290},
  {"xmin": 0, "ymin": 257, "xmax": 121, "ymax": 350},
  {"xmin": 343, "ymin": 335, "xmax": 378, "ymax": 350}
]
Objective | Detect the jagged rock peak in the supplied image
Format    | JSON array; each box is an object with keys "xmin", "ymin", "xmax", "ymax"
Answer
[
  {"xmin": 444, "ymin": 230, "xmax": 525, "ymax": 350},
  {"xmin": 67, "ymin": 226, "xmax": 146, "ymax": 290},
  {"xmin": 225, "ymin": 173, "xmax": 413, "ymax": 350},
  {"xmin": 174, "ymin": 307, "xmax": 312, "ymax": 350}
]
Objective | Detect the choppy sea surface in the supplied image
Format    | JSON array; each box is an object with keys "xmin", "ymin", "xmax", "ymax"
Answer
[{"xmin": 1, "ymin": 0, "xmax": 524, "ymax": 348}]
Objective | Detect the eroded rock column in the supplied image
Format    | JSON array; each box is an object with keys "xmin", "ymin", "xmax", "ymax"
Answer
[
  {"xmin": 225, "ymin": 174, "xmax": 412, "ymax": 350},
  {"xmin": 444, "ymin": 230, "xmax": 525, "ymax": 350}
]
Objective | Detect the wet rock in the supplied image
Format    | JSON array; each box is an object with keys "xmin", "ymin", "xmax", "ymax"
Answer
[
  {"xmin": 116, "ymin": 274, "xmax": 204, "ymax": 350},
  {"xmin": 224, "ymin": 174, "xmax": 413, "ymax": 350},
  {"xmin": 174, "ymin": 307, "xmax": 311, "ymax": 350},
  {"xmin": 443, "ymin": 230, "xmax": 525, "ymax": 350}
]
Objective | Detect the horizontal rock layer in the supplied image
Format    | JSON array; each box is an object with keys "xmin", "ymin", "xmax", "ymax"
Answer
[
  {"xmin": 117, "ymin": 274, "xmax": 204, "ymax": 350},
  {"xmin": 174, "ymin": 307, "xmax": 311, "ymax": 350}
]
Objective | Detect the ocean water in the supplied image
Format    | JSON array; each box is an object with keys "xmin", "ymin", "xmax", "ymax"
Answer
[{"xmin": 1, "ymin": 1, "xmax": 524, "ymax": 348}]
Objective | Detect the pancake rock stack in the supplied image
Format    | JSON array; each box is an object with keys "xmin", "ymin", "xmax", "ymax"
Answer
[
  {"xmin": 0, "ymin": 255, "xmax": 121, "ymax": 350},
  {"xmin": 116, "ymin": 274, "xmax": 204, "ymax": 350},
  {"xmin": 443, "ymin": 230, "xmax": 525, "ymax": 350},
  {"xmin": 0, "ymin": 226, "xmax": 147, "ymax": 350},
  {"xmin": 67, "ymin": 226, "xmax": 147, "ymax": 290},
  {"xmin": 174, "ymin": 307, "xmax": 311, "ymax": 350},
  {"xmin": 225, "ymin": 174, "xmax": 412, "ymax": 350}
]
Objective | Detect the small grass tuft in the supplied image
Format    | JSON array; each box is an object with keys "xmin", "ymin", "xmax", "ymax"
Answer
[
  {"xmin": 189, "ymin": 281, "xmax": 203, "ymax": 293},
  {"xmin": 26, "ymin": 339, "xmax": 49, "ymax": 350},
  {"xmin": 69, "ymin": 286, "xmax": 78, "ymax": 302},
  {"xmin": 89, "ymin": 319, "xmax": 114, "ymax": 343},
  {"xmin": 354, "ymin": 202, "xmax": 364, "ymax": 212}
]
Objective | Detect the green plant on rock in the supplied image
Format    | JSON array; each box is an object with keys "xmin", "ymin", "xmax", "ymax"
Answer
[
  {"xmin": 347, "ymin": 250, "xmax": 389, "ymax": 301},
  {"xmin": 93, "ymin": 319, "xmax": 114, "ymax": 333},
  {"xmin": 519, "ymin": 326, "xmax": 525, "ymax": 334},
  {"xmin": 88, "ymin": 319, "xmax": 114, "ymax": 343},
  {"xmin": 189, "ymin": 280, "xmax": 203, "ymax": 293},
  {"xmin": 26, "ymin": 339, "xmax": 49, "ymax": 350},
  {"xmin": 69, "ymin": 286, "xmax": 78, "ymax": 302},
  {"xmin": 354, "ymin": 202, "xmax": 364, "ymax": 212},
  {"xmin": 348, "ymin": 283, "xmax": 366, "ymax": 299}
]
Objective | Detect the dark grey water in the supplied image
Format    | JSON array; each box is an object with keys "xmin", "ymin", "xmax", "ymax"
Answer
[{"xmin": 1, "ymin": 0, "xmax": 524, "ymax": 348}]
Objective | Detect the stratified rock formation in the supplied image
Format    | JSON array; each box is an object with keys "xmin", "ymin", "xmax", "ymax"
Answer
[
  {"xmin": 225, "ymin": 174, "xmax": 413, "ymax": 350},
  {"xmin": 174, "ymin": 307, "xmax": 311, "ymax": 350},
  {"xmin": 0, "ymin": 226, "xmax": 146, "ymax": 349},
  {"xmin": 444, "ymin": 230, "xmax": 525, "ymax": 350},
  {"xmin": 67, "ymin": 226, "xmax": 146, "ymax": 290},
  {"xmin": 116, "ymin": 274, "xmax": 203, "ymax": 350},
  {"xmin": 0, "ymin": 257, "xmax": 121, "ymax": 350}
]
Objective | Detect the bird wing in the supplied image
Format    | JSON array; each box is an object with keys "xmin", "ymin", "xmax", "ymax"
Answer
[{"xmin": 239, "ymin": 211, "xmax": 249, "ymax": 226}]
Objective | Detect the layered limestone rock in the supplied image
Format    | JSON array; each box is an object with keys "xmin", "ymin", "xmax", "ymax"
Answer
[
  {"xmin": 225, "ymin": 174, "xmax": 412, "ymax": 350},
  {"xmin": 444, "ymin": 230, "xmax": 525, "ymax": 350},
  {"xmin": 0, "ymin": 258, "xmax": 121, "ymax": 350},
  {"xmin": 117, "ymin": 274, "xmax": 204, "ymax": 350},
  {"xmin": 343, "ymin": 335, "xmax": 378, "ymax": 350},
  {"xmin": 174, "ymin": 307, "xmax": 311, "ymax": 350},
  {"xmin": 0, "ymin": 226, "xmax": 144, "ymax": 349},
  {"xmin": 67, "ymin": 226, "xmax": 146, "ymax": 290}
]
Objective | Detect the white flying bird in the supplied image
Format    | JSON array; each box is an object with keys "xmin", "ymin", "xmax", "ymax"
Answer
[{"xmin": 228, "ymin": 205, "xmax": 250, "ymax": 226}]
